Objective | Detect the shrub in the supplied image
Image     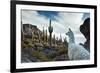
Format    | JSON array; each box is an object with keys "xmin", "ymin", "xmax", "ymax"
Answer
[
  {"xmin": 32, "ymin": 51, "xmax": 51, "ymax": 61},
  {"xmin": 57, "ymin": 47, "xmax": 68, "ymax": 55},
  {"xmin": 47, "ymin": 52, "xmax": 58, "ymax": 59},
  {"xmin": 28, "ymin": 43, "xmax": 34, "ymax": 48},
  {"xmin": 21, "ymin": 42, "xmax": 28, "ymax": 48}
]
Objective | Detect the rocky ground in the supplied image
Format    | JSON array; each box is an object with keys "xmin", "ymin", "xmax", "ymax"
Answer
[{"xmin": 21, "ymin": 47, "xmax": 69, "ymax": 63}]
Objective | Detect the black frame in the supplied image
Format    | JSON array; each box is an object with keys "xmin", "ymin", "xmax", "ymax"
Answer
[{"xmin": 10, "ymin": 0, "xmax": 97, "ymax": 73}]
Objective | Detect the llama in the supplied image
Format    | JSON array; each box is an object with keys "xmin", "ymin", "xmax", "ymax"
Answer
[{"xmin": 66, "ymin": 28, "xmax": 90, "ymax": 60}]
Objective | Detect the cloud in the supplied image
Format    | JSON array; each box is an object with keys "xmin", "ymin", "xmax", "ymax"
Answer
[
  {"xmin": 52, "ymin": 12, "xmax": 86, "ymax": 43},
  {"xmin": 55, "ymin": 12, "xmax": 84, "ymax": 30},
  {"xmin": 22, "ymin": 10, "xmax": 89, "ymax": 44},
  {"xmin": 22, "ymin": 10, "xmax": 49, "ymax": 31}
]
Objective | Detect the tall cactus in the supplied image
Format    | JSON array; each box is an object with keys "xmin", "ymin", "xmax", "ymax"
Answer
[{"xmin": 48, "ymin": 20, "xmax": 53, "ymax": 48}]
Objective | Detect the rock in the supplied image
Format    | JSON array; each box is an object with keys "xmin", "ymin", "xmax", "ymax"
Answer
[
  {"xmin": 28, "ymin": 56, "xmax": 41, "ymax": 62},
  {"xmin": 53, "ymin": 54, "xmax": 69, "ymax": 61},
  {"xmin": 21, "ymin": 50, "xmax": 32, "ymax": 63},
  {"xmin": 21, "ymin": 48, "xmax": 41, "ymax": 63},
  {"xmin": 80, "ymin": 18, "xmax": 90, "ymax": 52},
  {"xmin": 21, "ymin": 57, "xmax": 31, "ymax": 63},
  {"xmin": 43, "ymin": 48, "xmax": 57, "ymax": 55}
]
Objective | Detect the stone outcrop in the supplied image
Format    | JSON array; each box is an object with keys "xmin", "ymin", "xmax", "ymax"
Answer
[{"xmin": 80, "ymin": 18, "xmax": 90, "ymax": 52}]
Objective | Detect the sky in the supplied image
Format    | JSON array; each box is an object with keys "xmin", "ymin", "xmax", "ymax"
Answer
[{"xmin": 21, "ymin": 10, "xmax": 90, "ymax": 44}]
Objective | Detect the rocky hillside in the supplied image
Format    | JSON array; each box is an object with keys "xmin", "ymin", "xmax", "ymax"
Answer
[{"xmin": 21, "ymin": 24, "xmax": 69, "ymax": 63}]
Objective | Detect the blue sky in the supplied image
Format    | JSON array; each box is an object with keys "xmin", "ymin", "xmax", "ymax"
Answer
[
  {"xmin": 22, "ymin": 10, "xmax": 90, "ymax": 44},
  {"xmin": 37, "ymin": 11, "xmax": 90, "ymax": 21},
  {"xmin": 37, "ymin": 11, "xmax": 58, "ymax": 20},
  {"xmin": 82, "ymin": 13, "xmax": 90, "ymax": 21}
]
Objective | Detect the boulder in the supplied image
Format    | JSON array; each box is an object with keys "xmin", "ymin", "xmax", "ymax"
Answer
[{"xmin": 80, "ymin": 18, "xmax": 90, "ymax": 52}]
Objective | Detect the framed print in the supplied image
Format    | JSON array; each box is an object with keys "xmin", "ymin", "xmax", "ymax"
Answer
[{"xmin": 10, "ymin": 0, "xmax": 97, "ymax": 72}]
